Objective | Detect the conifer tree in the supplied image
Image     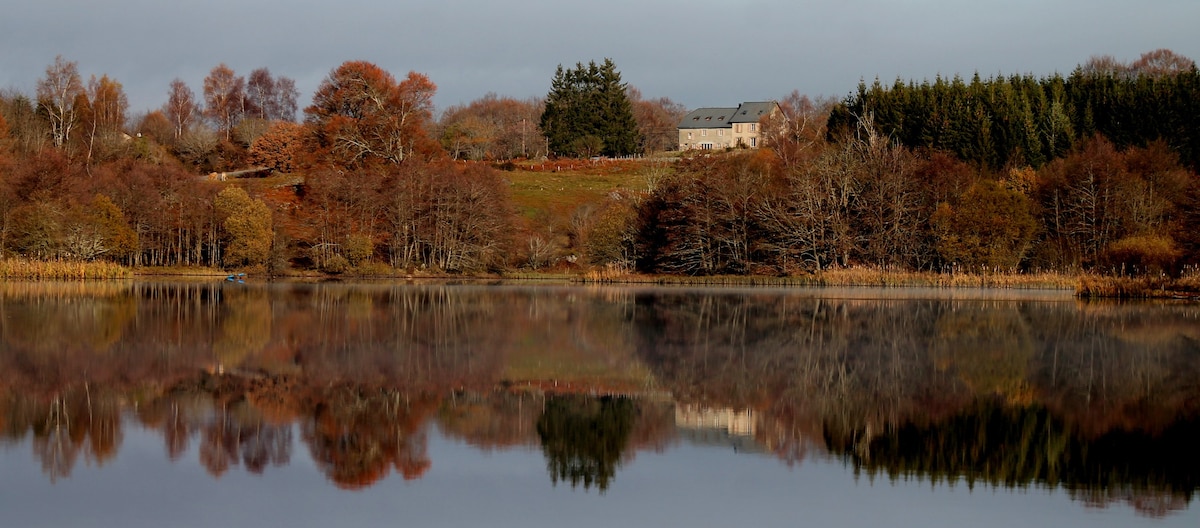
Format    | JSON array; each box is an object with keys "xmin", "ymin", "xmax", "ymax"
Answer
[{"xmin": 540, "ymin": 59, "xmax": 640, "ymax": 157}]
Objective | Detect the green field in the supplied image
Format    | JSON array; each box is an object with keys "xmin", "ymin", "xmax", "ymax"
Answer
[{"xmin": 502, "ymin": 158, "xmax": 667, "ymax": 225}]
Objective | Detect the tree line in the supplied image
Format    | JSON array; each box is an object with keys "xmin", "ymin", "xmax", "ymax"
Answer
[
  {"xmin": 616, "ymin": 131, "xmax": 1197, "ymax": 275},
  {"xmin": 828, "ymin": 49, "xmax": 1200, "ymax": 171},
  {"xmin": 571, "ymin": 51, "xmax": 1199, "ymax": 276},
  {"xmin": 0, "ymin": 56, "xmax": 687, "ymax": 272},
  {"xmin": 2, "ymin": 52, "xmax": 1197, "ymax": 275}
]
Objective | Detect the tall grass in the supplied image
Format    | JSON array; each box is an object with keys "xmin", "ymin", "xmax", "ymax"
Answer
[
  {"xmin": 578, "ymin": 266, "xmax": 1078, "ymax": 289},
  {"xmin": 1076, "ymin": 270, "xmax": 1200, "ymax": 299},
  {"xmin": 0, "ymin": 258, "xmax": 133, "ymax": 280}
]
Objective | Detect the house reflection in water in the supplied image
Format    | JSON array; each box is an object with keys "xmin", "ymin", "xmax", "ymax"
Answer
[{"xmin": 674, "ymin": 405, "xmax": 765, "ymax": 454}]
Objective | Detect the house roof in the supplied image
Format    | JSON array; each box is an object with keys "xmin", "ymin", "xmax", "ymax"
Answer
[
  {"xmin": 678, "ymin": 102, "xmax": 780, "ymax": 129},
  {"xmin": 728, "ymin": 101, "xmax": 779, "ymax": 123},
  {"xmin": 678, "ymin": 107, "xmax": 737, "ymax": 129}
]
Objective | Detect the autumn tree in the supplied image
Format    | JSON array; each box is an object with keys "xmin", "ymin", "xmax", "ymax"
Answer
[
  {"xmin": 0, "ymin": 112, "xmax": 12, "ymax": 166},
  {"xmin": 627, "ymin": 87, "xmax": 688, "ymax": 153},
  {"xmin": 214, "ymin": 186, "xmax": 273, "ymax": 267},
  {"xmin": 175, "ymin": 125, "xmax": 220, "ymax": 170},
  {"xmin": 635, "ymin": 153, "xmax": 771, "ymax": 274},
  {"xmin": 203, "ymin": 64, "xmax": 246, "ymax": 141},
  {"xmin": 245, "ymin": 68, "xmax": 299, "ymax": 122},
  {"xmin": 754, "ymin": 144, "xmax": 858, "ymax": 272},
  {"xmin": 164, "ymin": 78, "xmax": 198, "ymax": 142},
  {"xmin": 249, "ymin": 121, "xmax": 305, "ymax": 173},
  {"xmin": 8, "ymin": 201, "xmax": 63, "ymax": 259},
  {"xmin": 540, "ymin": 59, "xmax": 640, "ymax": 157},
  {"xmin": 1079, "ymin": 55, "xmax": 1130, "ymax": 78},
  {"xmin": 36, "ymin": 55, "xmax": 84, "ymax": 149},
  {"xmin": 933, "ymin": 179, "xmax": 1038, "ymax": 271},
  {"xmin": 762, "ymin": 91, "xmax": 833, "ymax": 170},
  {"xmin": 80, "ymin": 74, "xmax": 129, "ymax": 165},
  {"xmin": 376, "ymin": 161, "xmax": 511, "ymax": 272},
  {"xmin": 1128, "ymin": 48, "xmax": 1197, "ymax": 78},
  {"xmin": 582, "ymin": 197, "xmax": 639, "ymax": 269},
  {"xmin": 305, "ymin": 61, "xmax": 438, "ymax": 167},
  {"xmin": 1, "ymin": 90, "xmax": 50, "ymax": 154},
  {"xmin": 851, "ymin": 120, "xmax": 931, "ymax": 267},
  {"xmin": 135, "ymin": 110, "xmax": 175, "ymax": 152},
  {"xmin": 438, "ymin": 94, "xmax": 543, "ymax": 160},
  {"xmin": 61, "ymin": 195, "xmax": 138, "ymax": 261}
]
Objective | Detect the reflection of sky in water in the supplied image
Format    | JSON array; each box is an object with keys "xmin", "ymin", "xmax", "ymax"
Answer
[{"xmin": 0, "ymin": 422, "xmax": 1192, "ymax": 528}]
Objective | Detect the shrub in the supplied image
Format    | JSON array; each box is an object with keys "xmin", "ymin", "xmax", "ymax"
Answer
[{"xmin": 1100, "ymin": 234, "xmax": 1182, "ymax": 276}]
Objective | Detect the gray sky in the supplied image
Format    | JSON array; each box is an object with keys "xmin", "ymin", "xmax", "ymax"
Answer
[{"xmin": 2, "ymin": 0, "xmax": 1197, "ymax": 118}]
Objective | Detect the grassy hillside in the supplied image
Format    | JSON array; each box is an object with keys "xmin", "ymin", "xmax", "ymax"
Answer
[{"xmin": 502, "ymin": 158, "xmax": 660, "ymax": 221}]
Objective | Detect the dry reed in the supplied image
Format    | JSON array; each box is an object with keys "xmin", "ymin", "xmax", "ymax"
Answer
[
  {"xmin": 1075, "ymin": 272, "xmax": 1200, "ymax": 299},
  {"xmin": 576, "ymin": 266, "xmax": 1078, "ymax": 289},
  {"xmin": 0, "ymin": 258, "xmax": 133, "ymax": 280}
]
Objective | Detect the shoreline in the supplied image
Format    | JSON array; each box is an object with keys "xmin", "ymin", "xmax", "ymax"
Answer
[{"xmin": 4, "ymin": 258, "xmax": 1199, "ymax": 299}]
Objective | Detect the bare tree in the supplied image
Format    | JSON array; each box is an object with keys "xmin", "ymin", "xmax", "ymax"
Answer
[
  {"xmin": 1079, "ymin": 54, "xmax": 1130, "ymax": 78},
  {"xmin": 203, "ymin": 64, "xmax": 245, "ymax": 141},
  {"xmin": 164, "ymin": 78, "xmax": 198, "ymax": 142},
  {"xmin": 0, "ymin": 89, "xmax": 50, "ymax": 154},
  {"xmin": 36, "ymin": 55, "xmax": 84, "ymax": 149},
  {"xmin": 627, "ymin": 87, "xmax": 688, "ymax": 153},
  {"xmin": 273, "ymin": 76, "xmax": 299, "ymax": 122},
  {"xmin": 245, "ymin": 68, "xmax": 276, "ymax": 120},
  {"xmin": 81, "ymin": 74, "xmax": 129, "ymax": 166},
  {"xmin": 1129, "ymin": 48, "xmax": 1196, "ymax": 78}
]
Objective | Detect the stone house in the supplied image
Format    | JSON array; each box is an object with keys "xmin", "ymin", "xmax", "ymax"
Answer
[{"xmin": 677, "ymin": 101, "xmax": 780, "ymax": 150}]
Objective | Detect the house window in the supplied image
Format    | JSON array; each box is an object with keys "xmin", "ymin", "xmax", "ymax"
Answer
[
  {"xmin": 701, "ymin": 130, "xmax": 706, "ymax": 137},
  {"xmin": 735, "ymin": 124, "xmax": 741, "ymax": 133},
  {"xmin": 702, "ymin": 143, "xmax": 713, "ymax": 150},
  {"xmin": 718, "ymin": 130, "xmax": 723, "ymax": 137},
  {"xmin": 750, "ymin": 137, "xmax": 757, "ymax": 147},
  {"xmin": 748, "ymin": 123, "xmax": 756, "ymax": 132},
  {"xmin": 687, "ymin": 132, "xmax": 693, "ymax": 140}
]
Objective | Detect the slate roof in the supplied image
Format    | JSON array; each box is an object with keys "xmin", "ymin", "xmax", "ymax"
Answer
[
  {"xmin": 728, "ymin": 101, "xmax": 778, "ymax": 123},
  {"xmin": 678, "ymin": 107, "xmax": 737, "ymax": 129},
  {"xmin": 678, "ymin": 102, "xmax": 779, "ymax": 128}
]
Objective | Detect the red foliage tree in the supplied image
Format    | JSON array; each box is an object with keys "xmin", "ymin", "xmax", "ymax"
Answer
[
  {"xmin": 249, "ymin": 121, "xmax": 305, "ymax": 173},
  {"xmin": 305, "ymin": 61, "xmax": 440, "ymax": 168}
]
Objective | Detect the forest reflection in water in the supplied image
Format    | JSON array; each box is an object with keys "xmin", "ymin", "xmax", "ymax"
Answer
[{"xmin": 0, "ymin": 280, "xmax": 1198, "ymax": 519}]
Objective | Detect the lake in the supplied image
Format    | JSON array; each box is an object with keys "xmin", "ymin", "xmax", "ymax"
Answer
[{"xmin": 0, "ymin": 280, "xmax": 1197, "ymax": 527}]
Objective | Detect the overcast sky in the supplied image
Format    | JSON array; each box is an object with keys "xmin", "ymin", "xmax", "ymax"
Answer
[{"xmin": 3, "ymin": 0, "xmax": 1197, "ymax": 118}]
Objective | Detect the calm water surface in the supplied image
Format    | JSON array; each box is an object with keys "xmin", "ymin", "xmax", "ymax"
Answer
[{"xmin": 0, "ymin": 281, "xmax": 1197, "ymax": 527}]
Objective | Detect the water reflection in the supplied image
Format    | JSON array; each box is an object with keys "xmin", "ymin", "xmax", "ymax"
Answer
[
  {"xmin": 0, "ymin": 281, "xmax": 1198, "ymax": 520},
  {"xmin": 828, "ymin": 401, "xmax": 1200, "ymax": 518},
  {"xmin": 537, "ymin": 395, "xmax": 636, "ymax": 492}
]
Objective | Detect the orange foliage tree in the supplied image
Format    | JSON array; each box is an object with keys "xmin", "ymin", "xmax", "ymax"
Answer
[
  {"xmin": 437, "ymin": 93, "xmax": 543, "ymax": 160},
  {"xmin": 304, "ymin": 61, "xmax": 439, "ymax": 168},
  {"xmin": 249, "ymin": 121, "xmax": 304, "ymax": 173}
]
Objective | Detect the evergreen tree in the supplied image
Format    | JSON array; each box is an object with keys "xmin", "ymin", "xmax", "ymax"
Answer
[
  {"xmin": 828, "ymin": 57, "xmax": 1200, "ymax": 170},
  {"xmin": 540, "ymin": 59, "xmax": 640, "ymax": 157}
]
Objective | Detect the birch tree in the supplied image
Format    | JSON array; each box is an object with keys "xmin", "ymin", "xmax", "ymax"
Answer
[{"xmin": 36, "ymin": 55, "xmax": 84, "ymax": 149}]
